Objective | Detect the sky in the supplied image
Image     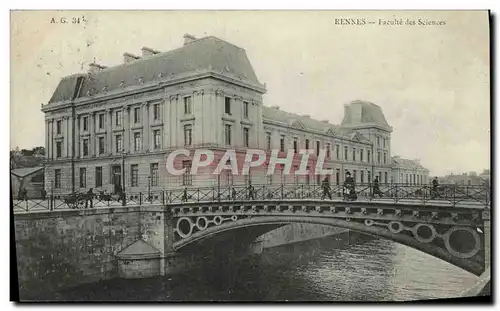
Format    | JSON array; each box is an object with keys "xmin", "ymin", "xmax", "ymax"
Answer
[{"xmin": 10, "ymin": 11, "xmax": 490, "ymax": 176}]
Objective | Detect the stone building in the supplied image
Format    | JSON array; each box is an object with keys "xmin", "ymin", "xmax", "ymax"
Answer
[
  {"xmin": 391, "ymin": 156, "xmax": 430, "ymax": 185},
  {"xmin": 42, "ymin": 34, "xmax": 413, "ymax": 195}
]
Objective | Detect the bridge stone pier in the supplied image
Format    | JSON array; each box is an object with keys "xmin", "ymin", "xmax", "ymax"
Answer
[{"xmin": 13, "ymin": 185, "xmax": 490, "ymax": 300}]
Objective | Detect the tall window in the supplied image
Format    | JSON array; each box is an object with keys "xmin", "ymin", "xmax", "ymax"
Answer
[
  {"xmin": 378, "ymin": 172, "xmax": 382, "ymax": 183},
  {"xmin": 83, "ymin": 139, "xmax": 89, "ymax": 156},
  {"xmin": 352, "ymin": 148, "xmax": 356, "ymax": 161},
  {"xmin": 326, "ymin": 143, "xmax": 331, "ymax": 158},
  {"xmin": 344, "ymin": 146, "xmax": 348, "ymax": 160},
  {"xmin": 56, "ymin": 141, "xmax": 62, "ymax": 158},
  {"xmin": 98, "ymin": 137, "xmax": 105, "ymax": 155},
  {"xmin": 153, "ymin": 103, "xmax": 160, "ymax": 121},
  {"xmin": 56, "ymin": 120, "xmax": 62, "ymax": 134},
  {"xmin": 131, "ymin": 164, "xmax": 138, "ymax": 187},
  {"xmin": 224, "ymin": 124, "xmax": 232, "ymax": 146},
  {"xmin": 184, "ymin": 125, "xmax": 192, "ymax": 146},
  {"xmin": 225, "ymin": 97, "xmax": 231, "ymax": 114},
  {"xmin": 116, "ymin": 135, "xmax": 123, "ymax": 153},
  {"xmin": 54, "ymin": 169, "xmax": 61, "ymax": 188},
  {"xmin": 353, "ymin": 170, "xmax": 357, "ymax": 182},
  {"xmin": 336, "ymin": 144, "xmax": 340, "ymax": 159},
  {"xmin": 243, "ymin": 101, "xmax": 249, "ymax": 118},
  {"xmin": 115, "ymin": 110, "xmax": 122, "ymax": 126},
  {"xmin": 280, "ymin": 135, "xmax": 285, "ymax": 152},
  {"xmin": 384, "ymin": 152, "xmax": 387, "ymax": 164},
  {"xmin": 133, "ymin": 107, "xmax": 141, "ymax": 124},
  {"xmin": 153, "ymin": 130, "xmax": 161, "ymax": 149},
  {"xmin": 360, "ymin": 149, "xmax": 364, "ymax": 162},
  {"xmin": 134, "ymin": 132, "xmax": 141, "ymax": 151},
  {"xmin": 95, "ymin": 167, "xmax": 103, "ymax": 188},
  {"xmin": 316, "ymin": 141, "xmax": 320, "ymax": 156},
  {"xmin": 368, "ymin": 171, "xmax": 372, "ymax": 183},
  {"xmin": 182, "ymin": 161, "xmax": 192, "ymax": 185},
  {"xmin": 79, "ymin": 168, "xmax": 86, "ymax": 188},
  {"xmin": 377, "ymin": 136, "xmax": 380, "ymax": 146},
  {"xmin": 383, "ymin": 138, "xmax": 386, "ymax": 148},
  {"xmin": 293, "ymin": 138, "xmax": 298, "ymax": 153},
  {"xmin": 98, "ymin": 113, "xmax": 105, "ymax": 129},
  {"xmin": 367, "ymin": 150, "xmax": 371, "ymax": 163},
  {"xmin": 335, "ymin": 169, "xmax": 340, "ymax": 185},
  {"xmin": 361, "ymin": 171, "xmax": 364, "ymax": 183},
  {"xmin": 150, "ymin": 163, "xmax": 159, "ymax": 187},
  {"xmin": 243, "ymin": 128, "xmax": 249, "ymax": 148},
  {"xmin": 305, "ymin": 167, "xmax": 310, "ymax": 185},
  {"xmin": 266, "ymin": 132, "xmax": 271, "ymax": 150},
  {"xmin": 377, "ymin": 151, "xmax": 381, "ymax": 164},
  {"xmin": 184, "ymin": 96, "xmax": 192, "ymax": 114},
  {"xmin": 305, "ymin": 139, "xmax": 310, "ymax": 150},
  {"xmin": 384, "ymin": 172, "xmax": 388, "ymax": 184},
  {"xmin": 400, "ymin": 173, "xmax": 403, "ymax": 183},
  {"xmin": 83, "ymin": 116, "xmax": 88, "ymax": 131}
]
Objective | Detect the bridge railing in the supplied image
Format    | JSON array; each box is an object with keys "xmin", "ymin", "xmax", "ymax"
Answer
[{"xmin": 12, "ymin": 183, "xmax": 490, "ymax": 213}]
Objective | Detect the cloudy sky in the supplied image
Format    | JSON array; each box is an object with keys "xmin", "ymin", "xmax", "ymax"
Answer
[{"xmin": 10, "ymin": 11, "xmax": 490, "ymax": 176}]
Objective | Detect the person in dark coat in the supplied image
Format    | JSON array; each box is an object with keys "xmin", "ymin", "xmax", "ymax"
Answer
[
  {"xmin": 344, "ymin": 172, "xmax": 356, "ymax": 201},
  {"xmin": 373, "ymin": 176, "xmax": 383, "ymax": 198},
  {"xmin": 41, "ymin": 188, "xmax": 47, "ymax": 201},
  {"xmin": 248, "ymin": 183, "xmax": 255, "ymax": 200},
  {"xmin": 86, "ymin": 188, "xmax": 94, "ymax": 208},
  {"xmin": 431, "ymin": 177, "xmax": 439, "ymax": 199},
  {"xmin": 321, "ymin": 176, "xmax": 332, "ymax": 200}
]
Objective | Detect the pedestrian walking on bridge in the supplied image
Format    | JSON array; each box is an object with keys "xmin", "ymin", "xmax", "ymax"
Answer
[{"xmin": 321, "ymin": 177, "xmax": 332, "ymax": 200}]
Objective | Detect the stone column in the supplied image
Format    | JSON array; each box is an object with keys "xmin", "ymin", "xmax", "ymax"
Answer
[
  {"xmin": 65, "ymin": 116, "xmax": 70, "ymax": 158},
  {"xmin": 45, "ymin": 120, "xmax": 49, "ymax": 159},
  {"xmin": 124, "ymin": 106, "xmax": 130, "ymax": 153},
  {"xmin": 169, "ymin": 95, "xmax": 179, "ymax": 147},
  {"xmin": 215, "ymin": 89, "xmax": 224, "ymax": 147},
  {"xmin": 75, "ymin": 116, "xmax": 80, "ymax": 158},
  {"xmin": 50, "ymin": 119, "xmax": 54, "ymax": 160},
  {"xmin": 162, "ymin": 98, "xmax": 169, "ymax": 149},
  {"xmin": 90, "ymin": 112, "xmax": 95, "ymax": 157},
  {"xmin": 143, "ymin": 102, "xmax": 150, "ymax": 152},
  {"xmin": 107, "ymin": 109, "xmax": 112, "ymax": 155},
  {"xmin": 193, "ymin": 90, "xmax": 204, "ymax": 146}
]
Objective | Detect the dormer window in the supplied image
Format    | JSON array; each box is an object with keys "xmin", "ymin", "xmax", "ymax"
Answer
[
  {"xmin": 102, "ymin": 86, "xmax": 108, "ymax": 92},
  {"xmin": 138, "ymin": 77, "xmax": 144, "ymax": 84},
  {"xmin": 119, "ymin": 81, "xmax": 125, "ymax": 88}
]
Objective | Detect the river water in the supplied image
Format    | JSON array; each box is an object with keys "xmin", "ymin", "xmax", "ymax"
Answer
[{"xmin": 57, "ymin": 234, "xmax": 478, "ymax": 302}]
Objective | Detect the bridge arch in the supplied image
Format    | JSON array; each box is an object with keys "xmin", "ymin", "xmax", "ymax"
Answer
[{"xmin": 172, "ymin": 208, "xmax": 486, "ymax": 276}]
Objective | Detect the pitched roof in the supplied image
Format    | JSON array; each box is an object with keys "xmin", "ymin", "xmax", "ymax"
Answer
[
  {"xmin": 341, "ymin": 100, "xmax": 391, "ymax": 129},
  {"xmin": 392, "ymin": 157, "xmax": 428, "ymax": 171},
  {"xmin": 116, "ymin": 239, "xmax": 160, "ymax": 260},
  {"xmin": 49, "ymin": 36, "xmax": 264, "ymax": 103},
  {"xmin": 11, "ymin": 166, "xmax": 44, "ymax": 178},
  {"xmin": 262, "ymin": 106, "xmax": 365, "ymax": 140}
]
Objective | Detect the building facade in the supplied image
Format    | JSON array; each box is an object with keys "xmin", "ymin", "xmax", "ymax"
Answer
[
  {"xmin": 391, "ymin": 156, "xmax": 430, "ymax": 185},
  {"xmin": 42, "ymin": 34, "xmax": 423, "ymax": 195}
]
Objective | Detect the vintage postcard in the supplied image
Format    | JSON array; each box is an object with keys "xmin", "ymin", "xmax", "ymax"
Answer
[{"xmin": 10, "ymin": 10, "xmax": 491, "ymax": 302}]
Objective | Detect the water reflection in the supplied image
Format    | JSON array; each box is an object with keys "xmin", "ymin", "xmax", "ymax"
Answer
[{"xmin": 57, "ymin": 235, "xmax": 478, "ymax": 301}]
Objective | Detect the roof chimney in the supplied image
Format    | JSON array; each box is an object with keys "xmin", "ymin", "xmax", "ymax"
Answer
[
  {"xmin": 88, "ymin": 63, "xmax": 107, "ymax": 73},
  {"xmin": 141, "ymin": 47, "xmax": 160, "ymax": 57},
  {"xmin": 270, "ymin": 105, "xmax": 280, "ymax": 110},
  {"xmin": 123, "ymin": 52, "xmax": 140, "ymax": 63},
  {"xmin": 183, "ymin": 33, "xmax": 197, "ymax": 45}
]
